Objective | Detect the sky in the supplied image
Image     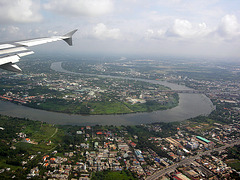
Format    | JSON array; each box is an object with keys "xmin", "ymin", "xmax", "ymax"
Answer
[{"xmin": 0, "ymin": 0, "xmax": 240, "ymax": 59}]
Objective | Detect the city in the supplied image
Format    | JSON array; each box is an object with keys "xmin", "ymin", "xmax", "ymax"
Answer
[
  {"xmin": 0, "ymin": 58, "xmax": 239, "ymax": 179},
  {"xmin": 0, "ymin": 1, "xmax": 240, "ymax": 179}
]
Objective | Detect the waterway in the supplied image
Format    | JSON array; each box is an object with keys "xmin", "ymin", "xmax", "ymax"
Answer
[{"xmin": 0, "ymin": 62, "xmax": 215, "ymax": 126}]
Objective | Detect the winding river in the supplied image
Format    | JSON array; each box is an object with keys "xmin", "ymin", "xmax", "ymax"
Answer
[{"xmin": 0, "ymin": 62, "xmax": 215, "ymax": 126}]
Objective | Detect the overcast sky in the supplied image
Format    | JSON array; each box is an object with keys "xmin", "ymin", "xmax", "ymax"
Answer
[{"xmin": 0, "ymin": 0, "xmax": 240, "ymax": 59}]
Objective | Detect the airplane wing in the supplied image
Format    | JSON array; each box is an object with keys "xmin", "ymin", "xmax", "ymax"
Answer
[{"xmin": 0, "ymin": 29, "xmax": 78, "ymax": 73}]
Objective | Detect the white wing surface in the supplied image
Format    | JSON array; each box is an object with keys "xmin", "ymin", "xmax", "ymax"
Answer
[{"xmin": 0, "ymin": 29, "xmax": 77, "ymax": 73}]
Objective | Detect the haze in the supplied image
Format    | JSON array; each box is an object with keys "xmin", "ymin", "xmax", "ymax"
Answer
[{"xmin": 0, "ymin": 0, "xmax": 240, "ymax": 58}]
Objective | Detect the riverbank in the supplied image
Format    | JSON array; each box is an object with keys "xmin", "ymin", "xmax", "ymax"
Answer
[
  {"xmin": 0, "ymin": 91, "xmax": 214, "ymax": 126},
  {"xmin": 23, "ymin": 93, "xmax": 179, "ymax": 115},
  {"xmin": 0, "ymin": 61, "xmax": 214, "ymax": 126},
  {"xmin": 0, "ymin": 60, "xmax": 180, "ymax": 115}
]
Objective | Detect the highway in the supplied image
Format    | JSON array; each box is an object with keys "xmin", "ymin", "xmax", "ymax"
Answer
[{"xmin": 146, "ymin": 140, "xmax": 240, "ymax": 180}]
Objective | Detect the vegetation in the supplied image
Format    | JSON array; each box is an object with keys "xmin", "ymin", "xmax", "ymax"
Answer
[
  {"xmin": 1, "ymin": 59, "xmax": 181, "ymax": 115},
  {"xmin": 0, "ymin": 114, "xmax": 64, "ymax": 179},
  {"xmin": 26, "ymin": 92, "xmax": 179, "ymax": 115},
  {"xmin": 226, "ymin": 159, "xmax": 240, "ymax": 171},
  {"xmin": 91, "ymin": 170, "xmax": 137, "ymax": 180}
]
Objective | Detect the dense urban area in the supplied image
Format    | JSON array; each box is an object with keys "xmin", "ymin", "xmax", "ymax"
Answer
[{"xmin": 0, "ymin": 57, "xmax": 240, "ymax": 179}]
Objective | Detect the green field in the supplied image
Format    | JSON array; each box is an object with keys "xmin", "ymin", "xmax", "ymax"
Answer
[
  {"xmin": 92, "ymin": 170, "xmax": 137, "ymax": 180},
  {"xmin": 26, "ymin": 93, "xmax": 179, "ymax": 115},
  {"xmin": 0, "ymin": 115, "xmax": 65, "ymax": 171},
  {"xmin": 226, "ymin": 159, "xmax": 240, "ymax": 171},
  {"xmin": 20, "ymin": 123, "xmax": 64, "ymax": 154},
  {"xmin": 89, "ymin": 101, "xmax": 133, "ymax": 114}
]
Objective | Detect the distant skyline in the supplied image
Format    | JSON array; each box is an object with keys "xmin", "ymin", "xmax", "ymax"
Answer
[{"xmin": 0, "ymin": 0, "xmax": 240, "ymax": 58}]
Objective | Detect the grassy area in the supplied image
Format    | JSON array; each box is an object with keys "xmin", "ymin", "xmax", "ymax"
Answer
[
  {"xmin": 0, "ymin": 115, "xmax": 67, "ymax": 177},
  {"xmin": 127, "ymin": 101, "xmax": 169, "ymax": 112},
  {"xmin": 125, "ymin": 96, "xmax": 179, "ymax": 113},
  {"xmin": 90, "ymin": 101, "xmax": 132, "ymax": 114},
  {"xmin": 7, "ymin": 122, "xmax": 65, "ymax": 155},
  {"xmin": 92, "ymin": 170, "xmax": 137, "ymax": 180},
  {"xmin": 0, "ymin": 158, "xmax": 22, "ymax": 171},
  {"xmin": 26, "ymin": 92, "xmax": 179, "ymax": 115},
  {"xmin": 28, "ymin": 99, "xmax": 133, "ymax": 114},
  {"xmin": 26, "ymin": 124, "xmax": 57, "ymax": 142},
  {"xmin": 28, "ymin": 100, "xmax": 78, "ymax": 113},
  {"xmin": 20, "ymin": 125, "xmax": 64, "ymax": 154},
  {"xmin": 226, "ymin": 159, "xmax": 240, "ymax": 171}
]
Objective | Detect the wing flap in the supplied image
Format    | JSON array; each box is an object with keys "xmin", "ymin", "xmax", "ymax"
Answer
[
  {"xmin": 0, "ymin": 55, "xmax": 20, "ymax": 66},
  {"xmin": 0, "ymin": 44, "xmax": 16, "ymax": 50},
  {"xmin": 0, "ymin": 63, "xmax": 22, "ymax": 73},
  {"xmin": 18, "ymin": 51, "xmax": 34, "ymax": 57},
  {"xmin": 0, "ymin": 47, "xmax": 28, "ymax": 56},
  {"xmin": 0, "ymin": 54, "xmax": 22, "ymax": 73}
]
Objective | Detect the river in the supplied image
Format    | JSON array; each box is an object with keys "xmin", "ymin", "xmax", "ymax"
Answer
[{"xmin": 0, "ymin": 62, "xmax": 215, "ymax": 126}]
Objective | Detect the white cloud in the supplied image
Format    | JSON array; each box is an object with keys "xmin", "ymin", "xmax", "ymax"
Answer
[
  {"xmin": 93, "ymin": 23, "xmax": 121, "ymax": 40},
  {"xmin": 166, "ymin": 19, "xmax": 210, "ymax": 38},
  {"xmin": 217, "ymin": 14, "xmax": 240, "ymax": 38},
  {"xmin": 0, "ymin": 0, "xmax": 239, "ymax": 58},
  {"xmin": 144, "ymin": 18, "xmax": 211, "ymax": 41},
  {"xmin": 167, "ymin": 19, "xmax": 193, "ymax": 37},
  {"xmin": 0, "ymin": 0, "xmax": 42, "ymax": 23},
  {"xmin": 145, "ymin": 29, "xmax": 165, "ymax": 39},
  {"xmin": 44, "ymin": 0, "xmax": 113, "ymax": 17},
  {"xmin": 0, "ymin": 25, "xmax": 25, "ymax": 41},
  {"xmin": 47, "ymin": 30, "xmax": 58, "ymax": 35},
  {"xmin": 144, "ymin": 15, "xmax": 240, "ymax": 43}
]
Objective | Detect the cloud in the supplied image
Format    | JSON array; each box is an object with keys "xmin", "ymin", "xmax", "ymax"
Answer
[
  {"xmin": 145, "ymin": 29, "xmax": 165, "ymax": 40},
  {"xmin": 167, "ymin": 19, "xmax": 193, "ymax": 37},
  {"xmin": 166, "ymin": 19, "xmax": 210, "ymax": 38},
  {"xmin": 0, "ymin": 0, "xmax": 42, "ymax": 23},
  {"xmin": 145, "ymin": 18, "xmax": 211, "ymax": 41},
  {"xmin": 0, "ymin": 25, "xmax": 25, "ymax": 41},
  {"xmin": 216, "ymin": 14, "xmax": 240, "ymax": 39},
  {"xmin": 47, "ymin": 30, "xmax": 58, "ymax": 35},
  {"xmin": 93, "ymin": 23, "xmax": 121, "ymax": 40},
  {"xmin": 44, "ymin": 0, "xmax": 113, "ymax": 17}
]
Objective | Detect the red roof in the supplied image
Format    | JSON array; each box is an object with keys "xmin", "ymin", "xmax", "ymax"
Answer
[
  {"xmin": 173, "ymin": 175, "xmax": 182, "ymax": 180},
  {"xmin": 131, "ymin": 142, "xmax": 136, "ymax": 147}
]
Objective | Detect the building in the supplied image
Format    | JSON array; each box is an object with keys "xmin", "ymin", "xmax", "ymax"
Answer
[
  {"xmin": 135, "ymin": 149, "xmax": 145, "ymax": 162},
  {"xmin": 195, "ymin": 136, "xmax": 214, "ymax": 148},
  {"xmin": 186, "ymin": 141, "xmax": 199, "ymax": 150},
  {"xmin": 196, "ymin": 136, "xmax": 211, "ymax": 144},
  {"xmin": 172, "ymin": 172, "xmax": 191, "ymax": 180},
  {"xmin": 24, "ymin": 138, "xmax": 31, "ymax": 143}
]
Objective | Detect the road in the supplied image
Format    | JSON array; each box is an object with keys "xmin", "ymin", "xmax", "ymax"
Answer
[
  {"xmin": 146, "ymin": 140, "xmax": 240, "ymax": 180},
  {"xmin": 50, "ymin": 127, "xmax": 58, "ymax": 138},
  {"xmin": 46, "ymin": 127, "xmax": 58, "ymax": 141}
]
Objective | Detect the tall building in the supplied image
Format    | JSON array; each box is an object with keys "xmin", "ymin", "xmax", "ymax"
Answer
[{"xmin": 186, "ymin": 141, "xmax": 199, "ymax": 150}]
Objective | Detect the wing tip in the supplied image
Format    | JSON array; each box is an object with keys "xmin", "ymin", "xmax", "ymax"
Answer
[
  {"xmin": 63, "ymin": 29, "xmax": 78, "ymax": 46},
  {"xmin": 64, "ymin": 29, "xmax": 78, "ymax": 38}
]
